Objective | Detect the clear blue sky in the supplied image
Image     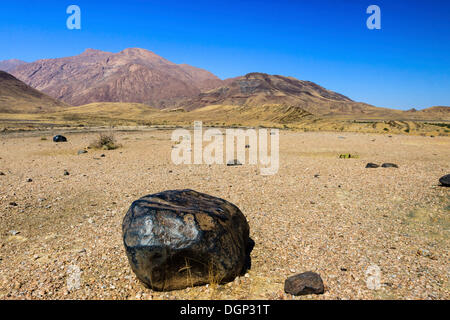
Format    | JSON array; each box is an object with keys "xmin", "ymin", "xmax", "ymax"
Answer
[{"xmin": 0, "ymin": 0, "xmax": 449, "ymax": 110}]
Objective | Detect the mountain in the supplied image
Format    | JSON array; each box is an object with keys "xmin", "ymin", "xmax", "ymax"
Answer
[
  {"xmin": 10, "ymin": 48, "xmax": 223, "ymax": 108},
  {"xmin": 0, "ymin": 71, "xmax": 68, "ymax": 113},
  {"xmin": 177, "ymin": 72, "xmax": 390, "ymax": 116},
  {"xmin": 0, "ymin": 59, "xmax": 27, "ymax": 72}
]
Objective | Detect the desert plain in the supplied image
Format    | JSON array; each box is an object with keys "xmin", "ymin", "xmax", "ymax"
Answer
[{"xmin": 0, "ymin": 127, "xmax": 448, "ymax": 300}]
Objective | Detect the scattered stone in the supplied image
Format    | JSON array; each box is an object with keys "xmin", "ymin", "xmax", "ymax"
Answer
[
  {"xmin": 64, "ymin": 170, "xmax": 70, "ymax": 176},
  {"xmin": 100, "ymin": 154, "xmax": 106, "ymax": 157},
  {"xmin": 439, "ymin": 174, "xmax": 450, "ymax": 187},
  {"xmin": 365, "ymin": 163, "xmax": 380, "ymax": 168},
  {"xmin": 314, "ymin": 174, "xmax": 320, "ymax": 178},
  {"xmin": 77, "ymin": 150, "xmax": 88, "ymax": 155},
  {"xmin": 284, "ymin": 271, "xmax": 325, "ymax": 296},
  {"xmin": 122, "ymin": 189, "xmax": 253, "ymax": 291},
  {"xmin": 227, "ymin": 159, "xmax": 242, "ymax": 166},
  {"xmin": 417, "ymin": 248, "xmax": 437, "ymax": 260},
  {"xmin": 381, "ymin": 163, "xmax": 399, "ymax": 168},
  {"xmin": 0, "ymin": 172, "xmax": 5, "ymax": 176},
  {"xmin": 9, "ymin": 230, "xmax": 20, "ymax": 236},
  {"xmin": 53, "ymin": 135, "xmax": 67, "ymax": 143},
  {"xmin": 26, "ymin": 178, "xmax": 33, "ymax": 182},
  {"xmin": 9, "ymin": 202, "xmax": 18, "ymax": 207}
]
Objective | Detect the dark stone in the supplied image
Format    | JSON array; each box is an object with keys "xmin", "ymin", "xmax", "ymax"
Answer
[
  {"xmin": 381, "ymin": 163, "xmax": 398, "ymax": 168},
  {"xmin": 9, "ymin": 202, "xmax": 18, "ymax": 207},
  {"xmin": 64, "ymin": 170, "xmax": 70, "ymax": 176},
  {"xmin": 439, "ymin": 174, "xmax": 450, "ymax": 187},
  {"xmin": 245, "ymin": 144, "xmax": 250, "ymax": 149},
  {"xmin": 365, "ymin": 163, "xmax": 379, "ymax": 168},
  {"xmin": 26, "ymin": 178, "xmax": 33, "ymax": 182},
  {"xmin": 0, "ymin": 172, "xmax": 5, "ymax": 176},
  {"xmin": 284, "ymin": 271, "xmax": 325, "ymax": 296},
  {"xmin": 100, "ymin": 154, "xmax": 106, "ymax": 157},
  {"xmin": 122, "ymin": 189, "xmax": 253, "ymax": 291},
  {"xmin": 77, "ymin": 150, "xmax": 88, "ymax": 155},
  {"xmin": 53, "ymin": 135, "xmax": 67, "ymax": 143},
  {"xmin": 227, "ymin": 159, "xmax": 242, "ymax": 166}
]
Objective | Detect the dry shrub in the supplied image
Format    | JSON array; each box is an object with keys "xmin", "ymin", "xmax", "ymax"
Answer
[{"xmin": 89, "ymin": 132, "xmax": 121, "ymax": 150}]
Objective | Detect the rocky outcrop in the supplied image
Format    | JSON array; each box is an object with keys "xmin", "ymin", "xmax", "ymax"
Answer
[{"xmin": 122, "ymin": 189, "xmax": 253, "ymax": 291}]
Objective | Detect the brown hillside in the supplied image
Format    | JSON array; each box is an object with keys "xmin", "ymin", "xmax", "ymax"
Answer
[{"xmin": 0, "ymin": 71, "xmax": 68, "ymax": 113}]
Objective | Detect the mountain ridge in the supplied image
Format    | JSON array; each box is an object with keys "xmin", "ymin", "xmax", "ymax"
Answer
[{"xmin": 10, "ymin": 48, "xmax": 223, "ymax": 107}]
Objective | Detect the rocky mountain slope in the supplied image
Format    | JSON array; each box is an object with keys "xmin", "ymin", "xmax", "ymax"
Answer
[
  {"xmin": 178, "ymin": 72, "xmax": 383, "ymax": 115},
  {"xmin": 10, "ymin": 48, "xmax": 222, "ymax": 108},
  {"xmin": 0, "ymin": 59, "xmax": 27, "ymax": 72},
  {"xmin": 0, "ymin": 71, "xmax": 67, "ymax": 113}
]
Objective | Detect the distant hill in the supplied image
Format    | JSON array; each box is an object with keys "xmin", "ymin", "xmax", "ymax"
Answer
[
  {"xmin": 178, "ymin": 72, "xmax": 383, "ymax": 115},
  {"xmin": 10, "ymin": 48, "xmax": 223, "ymax": 108},
  {"xmin": 0, "ymin": 71, "xmax": 67, "ymax": 113},
  {"xmin": 0, "ymin": 59, "xmax": 27, "ymax": 72}
]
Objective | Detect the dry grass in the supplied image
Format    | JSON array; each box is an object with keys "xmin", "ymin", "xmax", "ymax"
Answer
[{"xmin": 89, "ymin": 132, "xmax": 121, "ymax": 150}]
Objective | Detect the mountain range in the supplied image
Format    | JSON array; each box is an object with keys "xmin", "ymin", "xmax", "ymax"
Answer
[
  {"xmin": 9, "ymin": 48, "xmax": 222, "ymax": 108},
  {"xmin": 0, "ymin": 48, "xmax": 448, "ymax": 122}
]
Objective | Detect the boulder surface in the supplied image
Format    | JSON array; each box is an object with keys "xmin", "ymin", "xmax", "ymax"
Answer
[
  {"xmin": 122, "ymin": 189, "xmax": 253, "ymax": 291},
  {"xmin": 439, "ymin": 174, "xmax": 450, "ymax": 187}
]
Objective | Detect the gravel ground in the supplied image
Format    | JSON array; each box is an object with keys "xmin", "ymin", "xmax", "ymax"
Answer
[{"xmin": 0, "ymin": 129, "xmax": 448, "ymax": 300}]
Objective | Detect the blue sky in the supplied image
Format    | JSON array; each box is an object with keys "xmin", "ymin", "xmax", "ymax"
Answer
[{"xmin": 0, "ymin": 0, "xmax": 449, "ymax": 110}]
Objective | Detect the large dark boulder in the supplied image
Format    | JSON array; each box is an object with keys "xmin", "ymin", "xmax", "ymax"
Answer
[
  {"xmin": 439, "ymin": 174, "xmax": 450, "ymax": 187},
  {"xmin": 53, "ymin": 135, "xmax": 67, "ymax": 143},
  {"xmin": 122, "ymin": 189, "xmax": 253, "ymax": 291}
]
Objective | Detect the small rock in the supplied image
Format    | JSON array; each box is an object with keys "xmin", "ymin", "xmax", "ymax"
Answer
[
  {"xmin": 365, "ymin": 163, "xmax": 379, "ymax": 168},
  {"xmin": 9, "ymin": 230, "xmax": 20, "ymax": 236},
  {"xmin": 245, "ymin": 145, "xmax": 250, "ymax": 149},
  {"xmin": 284, "ymin": 272, "xmax": 324, "ymax": 296},
  {"xmin": 9, "ymin": 202, "xmax": 18, "ymax": 207},
  {"xmin": 0, "ymin": 172, "xmax": 5, "ymax": 176},
  {"xmin": 439, "ymin": 174, "xmax": 450, "ymax": 187},
  {"xmin": 77, "ymin": 150, "xmax": 88, "ymax": 155},
  {"xmin": 26, "ymin": 178, "xmax": 33, "ymax": 182},
  {"xmin": 64, "ymin": 170, "xmax": 70, "ymax": 176},
  {"xmin": 314, "ymin": 174, "xmax": 320, "ymax": 178},
  {"xmin": 417, "ymin": 248, "xmax": 437, "ymax": 260},
  {"xmin": 381, "ymin": 163, "xmax": 398, "ymax": 168},
  {"xmin": 227, "ymin": 159, "xmax": 242, "ymax": 166},
  {"xmin": 53, "ymin": 135, "xmax": 67, "ymax": 143},
  {"xmin": 100, "ymin": 154, "xmax": 106, "ymax": 157}
]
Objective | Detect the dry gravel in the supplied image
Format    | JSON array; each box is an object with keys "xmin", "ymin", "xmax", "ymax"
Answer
[{"xmin": 0, "ymin": 129, "xmax": 449, "ymax": 300}]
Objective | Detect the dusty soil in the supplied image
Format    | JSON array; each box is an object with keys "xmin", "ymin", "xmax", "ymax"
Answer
[{"xmin": 0, "ymin": 129, "xmax": 448, "ymax": 300}]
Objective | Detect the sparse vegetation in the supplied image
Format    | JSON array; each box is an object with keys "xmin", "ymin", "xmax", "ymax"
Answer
[{"xmin": 89, "ymin": 132, "xmax": 121, "ymax": 150}]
